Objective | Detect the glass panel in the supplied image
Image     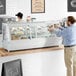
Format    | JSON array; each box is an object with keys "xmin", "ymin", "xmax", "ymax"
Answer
[
  {"xmin": 3, "ymin": 25, "xmax": 6, "ymax": 40},
  {"xmin": 9, "ymin": 22, "xmax": 59, "ymax": 40},
  {"xmin": 29, "ymin": 25, "xmax": 36, "ymax": 38},
  {"xmin": 10, "ymin": 26, "xmax": 29, "ymax": 40},
  {"xmin": 25, "ymin": 25, "xmax": 36, "ymax": 39},
  {"xmin": 36, "ymin": 25, "xmax": 52, "ymax": 38}
]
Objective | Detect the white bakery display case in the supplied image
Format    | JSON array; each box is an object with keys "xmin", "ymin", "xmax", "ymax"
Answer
[{"xmin": 2, "ymin": 22, "xmax": 62, "ymax": 52}]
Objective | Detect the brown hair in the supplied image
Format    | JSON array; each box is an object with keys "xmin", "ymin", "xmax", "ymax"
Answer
[{"xmin": 68, "ymin": 16, "xmax": 76, "ymax": 24}]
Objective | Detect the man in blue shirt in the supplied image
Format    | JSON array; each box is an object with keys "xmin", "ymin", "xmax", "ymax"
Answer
[{"xmin": 50, "ymin": 16, "xmax": 76, "ymax": 76}]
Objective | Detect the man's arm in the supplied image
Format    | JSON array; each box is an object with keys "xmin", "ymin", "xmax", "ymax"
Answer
[{"xmin": 48, "ymin": 25, "xmax": 64, "ymax": 37}]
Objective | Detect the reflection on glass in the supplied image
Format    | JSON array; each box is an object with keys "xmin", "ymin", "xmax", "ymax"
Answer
[
  {"xmin": 10, "ymin": 27, "xmax": 28, "ymax": 40},
  {"xmin": 10, "ymin": 23, "xmax": 58, "ymax": 40},
  {"xmin": 36, "ymin": 25, "xmax": 52, "ymax": 38}
]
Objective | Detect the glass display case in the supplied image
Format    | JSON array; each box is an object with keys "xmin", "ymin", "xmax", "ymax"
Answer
[{"xmin": 2, "ymin": 22, "xmax": 62, "ymax": 51}]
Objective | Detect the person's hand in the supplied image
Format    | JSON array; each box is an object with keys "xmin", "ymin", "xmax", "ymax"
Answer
[
  {"xmin": 54, "ymin": 24, "xmax": 61, "ymax": 28},
  {"xmin": 48, "ymin": 25, "xmax": 55, "ymax": 32}
]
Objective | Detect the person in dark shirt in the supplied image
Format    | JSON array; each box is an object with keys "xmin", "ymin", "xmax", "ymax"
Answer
[{"xmin": 15, "ymin": 12, "xmax": 24, "ymax": 22}]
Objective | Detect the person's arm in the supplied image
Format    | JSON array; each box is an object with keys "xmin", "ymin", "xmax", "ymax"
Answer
[
  {"xmin": 48, "ymin": 25, "xmax": 64, "ymax": 37},
  {"xmin": 54, "ymin": 24, "xmax": 65, "ymax": 36},
  {"xmin": 54, "ymin": 29, "xmax": 62, "ymax": 37}
]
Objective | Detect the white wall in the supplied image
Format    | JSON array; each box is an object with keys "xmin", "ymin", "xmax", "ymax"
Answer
[
  {"xmin": 0, "ymin": 50, "xmax": 66, "ymax": 76},
  {"xmin": 2, "ymin": 0, "xmax": 76, "ymax": 21}
]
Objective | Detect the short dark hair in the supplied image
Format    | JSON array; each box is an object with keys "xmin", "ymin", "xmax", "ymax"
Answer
[
  {"xmin": 68, "ymin": 16, "xmax": 76, "ymax": 24},
  {"xmin": 15, "ymin": 12, "xmax": 23, "ymax": 19}
]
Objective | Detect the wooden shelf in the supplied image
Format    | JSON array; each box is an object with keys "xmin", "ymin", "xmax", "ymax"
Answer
[{"xmin": 0, "ymin": 46, "xmax": 64, "ymax": 57}]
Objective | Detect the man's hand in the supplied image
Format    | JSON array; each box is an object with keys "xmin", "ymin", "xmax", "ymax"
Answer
[
  {"xmin": 54, "ymin": 24, "xmax": 61, "ymax": 28},
  {"xmin": 48, "ymin": 25, "xmax": 55, "ymax": 32}
]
